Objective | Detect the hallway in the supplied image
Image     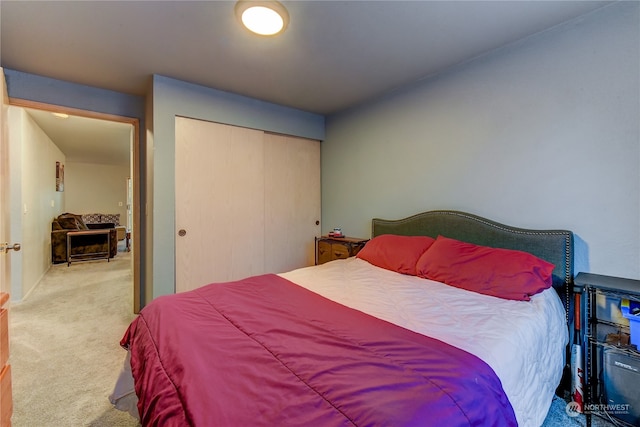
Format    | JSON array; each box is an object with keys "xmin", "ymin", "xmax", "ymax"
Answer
[{"xmin": 8, "ymin": 242, "xmax": 139, "ymax": 426}]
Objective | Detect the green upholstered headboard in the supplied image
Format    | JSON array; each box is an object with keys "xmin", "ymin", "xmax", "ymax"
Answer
[{"xmin": 372, "ymin": 210, "xmax": 574, "ymax": 316}]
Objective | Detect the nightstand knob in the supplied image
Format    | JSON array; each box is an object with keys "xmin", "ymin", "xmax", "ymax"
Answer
[
  {"xmin": 178, "ymin": 229, "xmax": 187, "ymax": 237},
  {"xmin": 315, "ymin": 220, "xmax": 320, "ymax": 225}
]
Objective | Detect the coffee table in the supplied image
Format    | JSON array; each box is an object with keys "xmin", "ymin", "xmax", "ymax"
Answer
[{"xmin": 66, "ymin": 229, "xmax": 111, "ymax": 266}]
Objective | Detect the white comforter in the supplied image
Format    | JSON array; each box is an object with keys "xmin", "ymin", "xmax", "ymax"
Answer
[{"xmin": 280, "ymin": 257, "xmax": 568, "ymax": 427}]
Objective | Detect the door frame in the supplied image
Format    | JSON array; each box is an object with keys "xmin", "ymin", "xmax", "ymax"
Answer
[
  {"xmin": 0, "ymin": 69, "xmax": 10, "ymax": 298},
  {"xmin": 8, "ymin": 98, "xmax": 142, "ymax": 312}
]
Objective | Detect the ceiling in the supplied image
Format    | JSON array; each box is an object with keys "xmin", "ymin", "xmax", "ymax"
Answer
[
  {"xmin": 23, "ymin": 108, "xmax": 133, "ymax": 166},
  {"xmin": 1, "ymin": 0, "xmax": 614, "ymax": 164}
]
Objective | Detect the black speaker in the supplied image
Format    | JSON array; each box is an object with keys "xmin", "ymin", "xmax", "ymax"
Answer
[{"xmin": 602, "ymin": 348, "xmax": 640, "ymax": 426}]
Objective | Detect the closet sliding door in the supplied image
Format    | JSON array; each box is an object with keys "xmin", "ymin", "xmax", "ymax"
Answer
[
  {"xmin": 175, "ymin": 117, "xmax": 265, "ymax": 293},
  {"xmin": 264, "ymin": 133, "xmax": 320, "ymax": 273},
  {"xmin": 175, "ymin": 118, "xmax": 321, "ymax": 293}
]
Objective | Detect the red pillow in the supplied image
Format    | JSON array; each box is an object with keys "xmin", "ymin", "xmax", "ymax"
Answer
[
  {"xmin": 357, "ymin": 234, "xmax": 436, "ymax": 275},
  {"xmin": 415, "ymin": 236, "xmax": 555, "ymax": 301}
]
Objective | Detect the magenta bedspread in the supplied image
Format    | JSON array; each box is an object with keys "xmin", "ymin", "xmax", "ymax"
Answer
[{"xmin": 121, "ymin": 274, "xmax": 517, "ymax": 426}]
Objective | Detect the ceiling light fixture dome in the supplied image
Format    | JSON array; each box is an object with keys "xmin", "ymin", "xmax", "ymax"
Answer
[{"xmin": 235, "ymin": 1, "xmax": 289, "ymax": 36}]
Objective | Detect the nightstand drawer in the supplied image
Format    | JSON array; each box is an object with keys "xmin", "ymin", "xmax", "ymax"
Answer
[
  {"xmin": 0, "ymin": 308, "xmax": 7, "ymax": 368},
  {"xmin": 317, "ymin": 240, "xmax": 333, "ymax": 264},
  {"xmin": 0, "ymin": 364, "xmax": 11, "ymax": 426},
  {"xmin": 315, "ymin": 236, "xmax": 369, "ymax": 265},
  {"xmin": 1, "ymin": 293, "xmax": 11, "ymax": 426},
  {"xmin": 331, "ymin": 244, "xmax": 350, "ymax": 259}
]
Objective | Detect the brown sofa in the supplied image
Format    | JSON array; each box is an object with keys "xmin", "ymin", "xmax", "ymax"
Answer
[{"xmin": 51, "ymin": 213, "xmax": 117, "ymax": 264}]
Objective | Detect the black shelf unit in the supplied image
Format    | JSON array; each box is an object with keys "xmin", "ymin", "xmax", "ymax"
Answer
[{"xmin": 575, "ymin": 272, "xmax": 640, "ymax": 427}]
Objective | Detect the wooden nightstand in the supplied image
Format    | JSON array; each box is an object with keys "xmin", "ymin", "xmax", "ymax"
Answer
[
  {"xmin": 1, "ymin": 292, "xmax": 12, "ymax": 427},
  {"xmin": 315, "ymin": 235, "xmax": 369, "ymax": 265}
]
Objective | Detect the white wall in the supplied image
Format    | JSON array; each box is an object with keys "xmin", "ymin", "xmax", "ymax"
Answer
[
  {"xmin": 322, "ymin": 2, "xmax": 639, "ymax": 279},
  {"xmin": 8, "ymin": 107, "xmax": 65, "ymax": 301},
  {"xmin": 8, "ymin": 108, "xmax": 129, "ymax": 301},
  {"xmin": 65, "ymin": 161, "xmax": 128, "ymax": 225}
]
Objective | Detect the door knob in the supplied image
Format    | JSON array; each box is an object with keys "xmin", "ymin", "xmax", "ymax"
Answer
[{"xmin": 2, "ymin": 243, "xmax": 21, "ymax": 253}]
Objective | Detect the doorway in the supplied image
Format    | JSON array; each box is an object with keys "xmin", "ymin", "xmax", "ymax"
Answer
[{"xmin": 7, "ymin": 98, "xmax": 141, "ymax": 312}]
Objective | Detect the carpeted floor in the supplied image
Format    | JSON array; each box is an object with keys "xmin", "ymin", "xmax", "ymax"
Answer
[
  {"xmin": 543, "ymin": 394, "xmax": 619, "ymax": 427},
  {"xmin": 9, "ymin": 242, "xmax": 139, "ymax": 426},
  {"xmin": 8, "ymin": 242, "xmax": 620, "ymax": 427}
]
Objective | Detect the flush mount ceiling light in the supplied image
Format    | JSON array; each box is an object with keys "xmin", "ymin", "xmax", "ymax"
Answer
[{"xmin": 235, "ymin": 1, "xmax": 289, "ymax": 36}]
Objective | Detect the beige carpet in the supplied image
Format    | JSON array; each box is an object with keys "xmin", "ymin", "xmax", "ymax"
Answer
[{"xmin": 9, "ymin": 243, "xmax": 140, "ymax": 426}]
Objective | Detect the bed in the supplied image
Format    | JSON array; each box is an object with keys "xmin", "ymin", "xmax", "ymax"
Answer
[{"xmin": 111, "ymin": 210, "xmax": 574, "ymax": 427}]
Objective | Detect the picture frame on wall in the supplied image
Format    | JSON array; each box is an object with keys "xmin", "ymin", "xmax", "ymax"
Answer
[{"xmin": 56, "ymin": 161, "xmax": 64, "ymax": 192}]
